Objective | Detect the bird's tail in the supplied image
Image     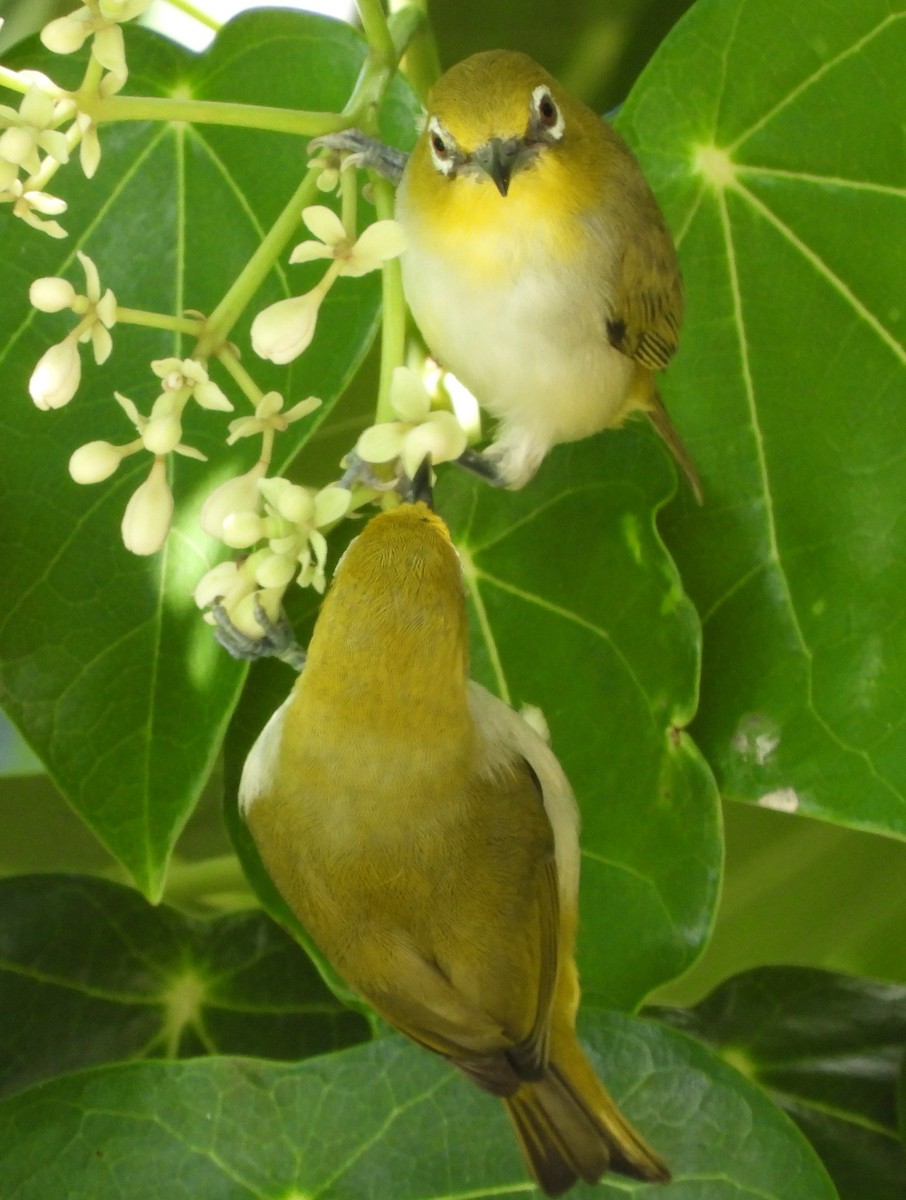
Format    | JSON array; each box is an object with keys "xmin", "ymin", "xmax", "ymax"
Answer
[
  {"xmin": 503, "ymin": 1038, "xmax": 669, "ymax": 1197},
  {"xmin": 646, "ymin": 388, "xmax": 703, "ymax": 504}
]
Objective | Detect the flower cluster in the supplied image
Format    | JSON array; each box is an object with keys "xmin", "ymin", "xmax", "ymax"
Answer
[
  {"xmin": 355, "ymin": 366, "xmax": 468, "ymax": 482},
  {"xmin": 13, "ymin": 6, "xmax": 473, "ymax": 647},
  {"xmin": 1, "ymin": 1, "xmax": 153, "ymax": 238},
  {"xmin": 195, "ymin": 477, "xmax": 351, "ymax": 636},
  {"xmin": 0, "ymin": 79, "xmax": 73, "ymax": 236},
  {"xmin": 41, "ymin": 0, "xmax": 154, "ymax": 93},
  {"xmin": 68, "ymin": 357, "xmax": 235, "ymax": 555}
]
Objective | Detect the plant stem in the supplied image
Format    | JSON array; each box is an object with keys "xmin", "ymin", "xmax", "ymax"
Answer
[
  {"xmin": 196, "ymin": 166, "xmax": 321, "ymax": 356},
  {"xmin": 86, "ymin": 93, "xmax": 351, "ymax": 137},
  {"xmin": 389, "ymin": 0, "xmax": 440, "ymax": 104},
  {"xmin": 355, "ymin": 0, "xmax": 396, "ymax": 64},
  {"xmin": 116, "ymin": 306, "xmax": 203, "ymax": 335},
  {"xmin": 372, "ymin": 176, "xmax": 405, "ymax": 422},
  {"xmin": 217, "ymin": 344, "xmax": 265, "ymax": 408},
  {"xmin": 163, "ymin": 0, "xmax": 221, "ymax": 32}
]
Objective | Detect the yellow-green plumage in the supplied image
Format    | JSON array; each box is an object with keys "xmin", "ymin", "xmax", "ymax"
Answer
[
  {"xmin": 240, "ymin": 503, "xmax": 669, "ymax": 1194},
  {"xmin": 395, "ymin": 50, "xmax": 698, "ymax": 496}
]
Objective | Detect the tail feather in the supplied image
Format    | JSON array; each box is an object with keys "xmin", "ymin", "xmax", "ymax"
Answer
[
  {"xmin": 503, "ymin": 1052, "xmax": 669, "ymax": 1197},
  {"xmin": 646, "ymin": 389, "xmax": 704, "ymax": 505}
]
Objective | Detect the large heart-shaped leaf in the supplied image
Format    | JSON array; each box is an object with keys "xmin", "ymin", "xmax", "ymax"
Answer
[
  {"xmin": 0, "ymin": 1010, "xmax": 836, "ymax": 1199},
  {"xmin": 0, "ymin": 12, "xmax": 419, "ymax": 898},
  {"xmin": 619, "ymin": 0, "xmax": 906, "ymax": 836}
]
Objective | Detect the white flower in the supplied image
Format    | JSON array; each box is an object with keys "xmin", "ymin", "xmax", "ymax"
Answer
[
  {"xmin": 41, "ymin": 1, "xmax": 153, "ymax": 90},
  {"xmin": 114, "ymin": 390, "xmax": 206, "ymax": 463},
  {"xmin": 199, "ymin": 461, "xmax": 267, "ymax": 539},
  {"xmin": 2, "ymin": 178, "xmax": 67, "ymax": 238},
  {"xmin": 29, "ymin": 336, "xmax": 81, "ymax": 409},
  {"xmin": 150, "ymin": 356, "xmax": 232, "ymax": 412},
  {"xmin": 289, "ymin": 206, "xmax": 406, "ymax": 277},
  {"xmin": 226, "ymin": 391, "xmax": 320, "ymax": 443},
  {"xmin": 0, "ymin": 85, "xmax": 70, "ymax": 176},
  {"xmin": 121, "ymin": 458, "xmax": 173, "ymax": 555},
  {"xmin": 356, "ymin": 367, "xmax": 468, "ymax": 477}
]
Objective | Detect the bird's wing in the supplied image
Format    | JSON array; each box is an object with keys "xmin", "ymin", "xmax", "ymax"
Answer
[
  {"xmin": 360, "ymin": 755, "xmax": 561, "ymax": 1097},
  {"xmin": 605, "ymin": 219, "xmax": 684, "ymax": 372}
]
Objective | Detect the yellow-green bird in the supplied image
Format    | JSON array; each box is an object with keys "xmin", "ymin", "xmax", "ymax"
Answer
[
  {"xmin": 239, "ymin": 498, "xmax": 669, "ymax": 1194},
  {"xmin": 394, "ymin": 50, "xmax": 698, "ymax": 495}
]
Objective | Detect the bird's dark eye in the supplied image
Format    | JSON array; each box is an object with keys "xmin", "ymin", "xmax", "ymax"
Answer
[
  {"xmin": 431, "ymin": 132, "xmax": 448, "ymax": 157},
  {"xmin": 537, "ymin": 90, "xmax": 558, "ymax": 127}
]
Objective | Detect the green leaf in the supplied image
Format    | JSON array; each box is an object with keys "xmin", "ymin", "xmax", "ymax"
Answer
[
  {"xmin": 0, "ymin": 1010, "xmax": 835, "ymax": 1199},
  {"xmin": 617, "ymin": 0, "xmax": 906, "ymax": 836},
  {"xmin": 0, "ymin": 12, "xmax": 419, "ymax": 898},
  {"xmin": 0, "ymin": 874, "xmax": 368, "ymax": 1100},
  {"xmin": 650, "ymin": 966, "xmax": 906, "ymax": 1200}
]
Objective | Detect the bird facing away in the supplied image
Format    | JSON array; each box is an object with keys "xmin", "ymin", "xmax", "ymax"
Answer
[
  {"xmin": 394, "ymin": 50, "xmax": 700, "ymax": 498},
  {"xmin": 238, "ymin": 500, "xmax": 670, "ymax": 1194}
]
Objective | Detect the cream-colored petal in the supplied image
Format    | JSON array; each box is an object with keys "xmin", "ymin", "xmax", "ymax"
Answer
[
  {"xmin": 389, "ymin": 365, "xmax": 430, "ymax": 422},
  {"xmin": 301, "ymin": 204, "xmax": 346, "ymax": 247},
  {"xmin": 313, "ymin": 485, "xmax": 351, "ymax": 527},
  {"xmin": 356, "ymin": 422, "xmax": 405, "ymax": 464},
  {"xmin": 288, "ymin": 240, "xmax": 334, "ymax": 265}
]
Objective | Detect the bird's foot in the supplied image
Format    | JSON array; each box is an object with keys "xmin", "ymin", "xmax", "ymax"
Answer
[
  {"xmin": 308, "ymin": 130, "xmax": 408, "ymax": 186},
  {"xmin": 211, "ymin": 597, "xmax": 307, "ymax": 672}
]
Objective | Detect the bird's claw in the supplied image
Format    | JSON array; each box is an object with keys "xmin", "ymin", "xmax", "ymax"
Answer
[
  {"xmin": 308, "ymin": 129, "xmax": 408, "ymax": 185},
  {"xmin": 211, "ymin": 597, "xmax": 307, "ymax": 673}
]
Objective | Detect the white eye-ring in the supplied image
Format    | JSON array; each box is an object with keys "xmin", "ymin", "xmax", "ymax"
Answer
[
  {"xmin": 531, "ymin": 85, "xmax": 565, "ymax": 141},
  {"xmin": 427, "ymin": 116, "xmax": 456, "ymax": 174}
]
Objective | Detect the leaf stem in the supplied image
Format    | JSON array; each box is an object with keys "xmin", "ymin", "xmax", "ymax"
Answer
[{"xmin": 196, "ymin": 166, "xmax": 321, "ymax": 356}]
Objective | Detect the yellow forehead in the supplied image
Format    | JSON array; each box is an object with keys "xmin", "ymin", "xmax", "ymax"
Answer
[{"xmin": 427, "ymin": 50, "xmax": 562, "ymax": 150}]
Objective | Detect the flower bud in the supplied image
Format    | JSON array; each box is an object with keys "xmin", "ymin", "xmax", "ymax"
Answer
[
  {"xmin": 29, "ymin": 337, "xmax": 81, "ymax": 409},
  {"xmin": 222, "ymin": 511, "xmax": 264, "ymax": 549},
  {"xmin": 251, "ymin": 290, "xmax": 324, "ymax": 365},
  {"xmin": 69, "ymin": 440, "xmax": 123, "ymax": 484},
  {"xmin": 121, "ymin": 459, "xmax": 173, "ymax": 555},
  {"xmin": 142, "ymin": 413, "xmax": 182, "ymax": 455},
  {"xmin": 199, "ymin": 462, "xmax": 266, "ymax": 539},
  {"xmin": 40, "ymin": 14, "xmax": 91, "ymax": 55},
  {"xmin": 29, "ymin": 276, "xmax": 76, "ymax": 313},
  {"xmin": 254, "ymin": 552, "xmax": 297, "ymax": 589}
]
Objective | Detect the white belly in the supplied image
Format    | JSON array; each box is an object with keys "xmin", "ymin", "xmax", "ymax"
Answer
[{"xmin": 397, "ymin": 203, "xmax": 636, "ymax": 484}]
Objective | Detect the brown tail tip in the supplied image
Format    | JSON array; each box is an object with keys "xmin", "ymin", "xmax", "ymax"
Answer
[
  {"xmin": 647, "ymin": 391, "xmax": 704, "ymax": 505},
  {"xmin": 504, "ymin": 1068, "xmax": 670, "ymax": 1196}
]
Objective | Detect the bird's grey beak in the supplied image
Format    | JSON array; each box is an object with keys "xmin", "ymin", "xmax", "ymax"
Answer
[
  {"xmin": 403, "ymin": 456, "xmax": 434, "ymax": 508},
  {"xmin": 473, "ymin": 137, "xmax": 526, "ymax": 197}
]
